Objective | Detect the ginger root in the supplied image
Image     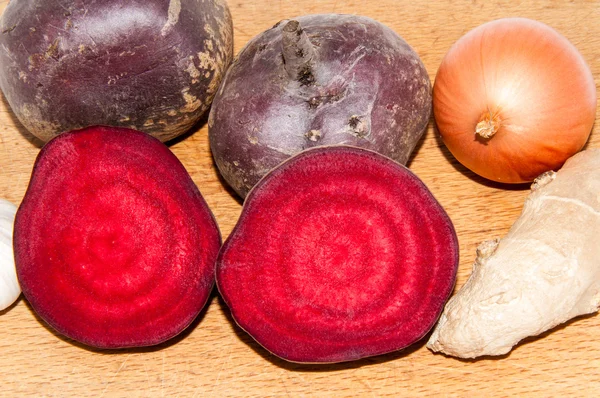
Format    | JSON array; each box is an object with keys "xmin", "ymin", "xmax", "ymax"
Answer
[{"xmin": 427, "ymin": 149, "xmax": 600, "ymax": 358}]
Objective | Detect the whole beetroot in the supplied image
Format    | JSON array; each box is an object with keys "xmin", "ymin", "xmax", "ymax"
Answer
[
  {"xmin": 0, "ymin": 0, "xmax": 233, "ymax": 142},
  {"xmin": 209, "ymin": 14, "xmax": 432, "ymax": 198}
]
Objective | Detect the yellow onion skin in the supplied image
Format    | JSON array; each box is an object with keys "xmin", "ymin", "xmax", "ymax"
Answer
[{"xmin": 434, "ymin": 17, "xmax": 596, "ymax": 183}]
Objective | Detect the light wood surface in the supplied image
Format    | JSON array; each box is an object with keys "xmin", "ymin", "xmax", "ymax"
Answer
[{"xmin": 1, "ymin": 0, "xmax": 600, "ymax": 396}]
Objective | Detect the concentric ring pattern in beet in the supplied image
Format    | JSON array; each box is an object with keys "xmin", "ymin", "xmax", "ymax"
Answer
[
  {"xmin": 216, "ymin": 146, "xmax": 459, "ymax": 363},
  {"xmin": 14, "ymin": 126, "xmax": 221, "ymax": 349}
]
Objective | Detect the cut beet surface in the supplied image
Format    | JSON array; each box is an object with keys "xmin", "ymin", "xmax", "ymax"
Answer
[
  {"xmin": 14, "ymin": 126, "xmax": 221, "ymax": 349},
  {"xmin": 216, "ymin": 146, "xmax": 459, "ymax": 363}
]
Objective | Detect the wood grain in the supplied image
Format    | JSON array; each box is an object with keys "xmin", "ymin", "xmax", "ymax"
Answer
[{"xmin": 1, "ymin": 0, "xmax": 599, "ymax": 396}]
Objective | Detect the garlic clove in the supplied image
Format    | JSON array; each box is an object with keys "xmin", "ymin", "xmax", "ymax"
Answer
[{"xmin": 0, "ymin": 199, "xmax": 20, "ymax": 311}]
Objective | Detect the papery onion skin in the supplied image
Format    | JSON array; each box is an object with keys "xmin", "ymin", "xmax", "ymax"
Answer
[{"xmin": 434, "ymin": 17, "xmax": 596, "ymax": 183}]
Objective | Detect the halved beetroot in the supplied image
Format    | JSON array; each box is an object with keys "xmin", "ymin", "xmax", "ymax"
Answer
[
  {"xmin": 14, "ymin": 126, "xmax": 221, "ymax": 349},
  {"xmin": 216, "ymin": 146, "xmax": 459, "ymax": 363}
]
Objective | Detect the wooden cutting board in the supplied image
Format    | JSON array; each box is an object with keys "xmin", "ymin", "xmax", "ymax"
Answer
[{"xmin": 1, "ymin": 0, "xmax": 599, "ymax": 396}]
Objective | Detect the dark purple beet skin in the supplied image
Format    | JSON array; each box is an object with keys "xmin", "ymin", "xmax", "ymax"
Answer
[
  {"xmin": 216, "ymin": 146, "xmax": 458, "ymax": 363},
  {"xmin": 208, "ymin": 14, "xmax": 432, "ymax": 198},
  {"xmin": 14, "ymin": 126, "xmax": 222, "ymax": 349},
  {"xmin": 0, "ymin": 0, "xmax": 233, "ymax": 142}
]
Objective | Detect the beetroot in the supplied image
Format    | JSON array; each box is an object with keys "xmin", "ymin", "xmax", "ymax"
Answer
[
  {"xmin": 208, "ymin": 14, "xmax": 432, "ymax": 198},
  {"xmin": 0, "ymin": 0, "xmax": 233, "ymax": 142},
  {"xmin": 216, "ymin": 146, "xmax": 458, "ymax": 363},
  {"xmin": 14, "ymin": 126, "xmax": 221, "ymax": 349}
]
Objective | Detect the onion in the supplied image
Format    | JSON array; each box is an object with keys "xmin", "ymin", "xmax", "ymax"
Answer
[{"xmin": 433, "ymin": 18, "xmax": 596, "ymax": 183}]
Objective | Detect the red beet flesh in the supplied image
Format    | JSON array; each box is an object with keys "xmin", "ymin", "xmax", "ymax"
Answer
[
  {"xmin": 14, "ymin": 126, "xmax": 221, "ymax": 349},
  {"xmin": 216, "ymin": 146, "xmax": 458, "ymax": 363}
]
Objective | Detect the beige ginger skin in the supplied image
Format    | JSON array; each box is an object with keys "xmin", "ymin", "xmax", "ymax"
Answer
[{"xmin": 427, "ymin": 149, "xmax": 600, "ymax": 358}]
